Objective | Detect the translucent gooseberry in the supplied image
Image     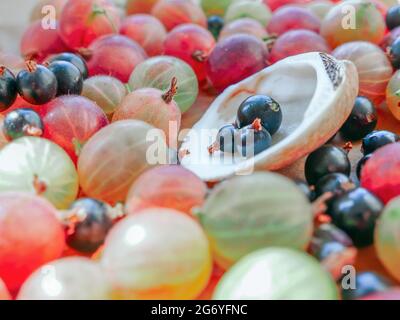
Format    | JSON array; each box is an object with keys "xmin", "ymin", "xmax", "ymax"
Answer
[
  {"xmin": 263, "ymin": 0, "xmax": 312, "ymax": 11},
  {"xmin": 219, "ymin": 18, "xmax": 269, "ymax": 41},
  {"xmin": 164, "ymin": 24, "xmax": 216, "ymax": 82},
  {"xmin": 224, "ymin": 0, "xmax": 272, "ymax": 26},
  {"xmin": 17, "ymin": 257, "xmax": 110, "ymax": 300},
  {"xmin": 0, "ymin": 192, "xmax": 65, "ymax": 293},
  {"xmin": 375, "ymin": 197, "xmax": 400, "ymax": 282},
  {"xmin": 120, "ymin": 14, "xmax": 167, "ymax": 57},
  {"xmin": 197, "ymin": 172, "xmax": 313, "ymax": 270},
  {"xmin": 361, "ymin": 143, "xmax": 400, "ymax": 204},
  {"xmin": 151, "ymin": 0, "xmax": 207, "ymax": 31},
  {"xmin": 386, "ymin": 70, "xmax": 400, "ymax": 120},
  {"xmin": 113, "ymin": 78, "xmax": 181, "ymax": 145},
  {"xmin": 78, "ymin": 120, "xmax": 166, "ymax": 204},
  {"xmin": 81, "ymin": 75, "xmax": 127, "ymax": 117},
  {"xmin": 0, "ymin": 278, "xmax": 10, "ymax": 300},
  {"xmin": 30, "ymin": 0, "xmax": 67, "ymax": 21},
  {"xmin": 270, "ymin": 29, "xmax": 331, "ymax": 63},
  {"xmin": 101, "ymin": 209, "xmax": 212, "ymax": 299},
  {"xmin": 41, "ymin": 95, "xmax": 109, "ymax": 163},
  {"xmin": 213, "ymin": 248, "xmax": 339, "ymax": 300},
  {"xmin": 201, "ymin": 0, "xmax": 233, "ymax": 16},
  {"xmin": 125, "ymin": 165, "xmax": 208, "ymax": 215},
  {"xmin": 126, "ymin": 0, "xmax": 158, "ymax": 14},
  {"xmin": 84, "ymin": 35, "xmax": 147, "ymax": 83},
  {"xmin": 320, "ymin": 0, "xmax": 386, "ymax": 48},
  {"xmin": 305, "ymin": 0, "xmax": 335, "ymax": 21},
  {"xmin": 332, "ymin": 41, "xmax": 393, "ymax": 105},
  {"xmin": 0, "ymin": 137, "xmax": 79, "ymax": 209},
  {"xmin": 267, "ymin": 6, "xmax": 321, "ymax": 36},
  {"xmin": 20, "ymin": 21, "xmax": 68, "ymax": 62},
  {"xmin": 206, "ymin": 34, "xmax": 269, "ymax": 92},
  {"xmin": 129, "ymin": 56, "xmax": 199, "ymax": 113},
  {"xmin": 59, "ymin": 0, "xmax": 121, "ymax": 50}
]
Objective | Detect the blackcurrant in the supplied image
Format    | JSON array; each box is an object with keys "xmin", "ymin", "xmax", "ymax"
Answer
[
  {"xmin": 341, "ymin": 271, "xmax": 392, "ymax": 300},
  {"xmin": 16, "ymin": 61, "xmax": 57, "ymax": 105},
  {"xmin": 3, "ymin": 108, "xmax": 43, "ymax": 140},
  {"xmin": 388, "ymin": 37, "xmax": 400, "ymax": 69},
  {"xmin": 356, "ymin": 154, "xmax": 372, "ymax": 180},
  {"xmin": 315, "ymin": 241, "xmax": 347, "ymax": 261},
  {"xmin": 236, "ymin": 118, "xmax": 272, "ymax": 157},
  {"xmin": 66, "ymin": 198, "xmax": 113, "ymax": 254},
  {"xmin": 216, "ymin": 123, "xmax": 236, "ymax": 153},
  {"xmin": 304, "ymin": 145, "xmax": 351, "ymax": 185},
  {"xmin": 339, "ymin": 96, "xmax": 377, "ymax": 140},
  {"xmin": 386, "ymin": 5, "xmax": 400, "ymax": 30},
  {"xmin": 0, "ymin": 66, "xmax": 17, "ymax": 112},
  {"xmin": 326, "ymin": 188, "xmax": 383, "ymax": 247},
  {"xmin": 48, "ymin": 61, "xmax": 83, "ymax": 96},
  {"xmin": 236, "ymin": 95, "xmax": 282, "ymax": 135},
  {"xmin": 207, "ymin": 16, "xmax": 224, "ymax": 39},
  {"xmin": 47, "ymin": 52, "xmax": 89, "ymax": 79},
  {"xmin": 314, "ymin": 173, "xmax": 353, "ymax": 198},
  {"xmin": 361, "ymin": 130, "xmax": 400, "ymax": 155}
]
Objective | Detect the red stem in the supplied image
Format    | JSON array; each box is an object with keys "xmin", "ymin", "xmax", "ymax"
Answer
[{"xmin": 162, "ymin": 77, "xmax": 178, "ymax": 104}]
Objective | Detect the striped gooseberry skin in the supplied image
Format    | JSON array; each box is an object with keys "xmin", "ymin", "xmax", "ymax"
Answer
[
  {"xmin": 81, "ymin": 75, "xmax": 127, "ymax": 117},
  {"xmin": 213, "ymin": 248, "xmax": 339, "ymax": 300},
  {"xmin": 151, "ymin": 0, "xmax": 207, "ymax": 31},
  {"xmin": 375, "ymin": 197, "xmax": 400, "ymax": 283},
  {"xmin": 129, "ymin": 56, "xmax": 199, "ymax": 113},
  {"xmin": 333, "ymin": 41, "xmax": 393, "ymax": 105},
  {"xmin": 125, "ymin": 165, "xmax": 207, "ymax": 215},
  {"xmin": 219, "ymin": 18, "xmax": 269, "ymax": 41},
  {"xmin": 120, "ymin": 14, "xmax": 167, "ymax": 57},
  {"xmin": 197, "ymin": 172, "xmax": 313, "ymax": 270},
  {"xmin": 386, "ymin": 70, "xmax": 400, "ymax": 121},
  {"xmin": 78, "ymin": 120, "xmax": 163, "ymax": 205},
  {"xmin": 126, "ymin": 0, "xmax": 158, "ymax": 14},
  {"xmin": 0, "ymin": 137, "xmax": 79, "ymax": 209},
  {"xmin": 59, "ymin": 0, "xmax": 121, "ymax": 50},
  {"xmin": 101, "ymin": 208, "xmax": 212, "ymax": 299},
  {"xmin": 17, "ymin": 257, "xmax": 110, "ymax": 300},
  {"xmin": 0, "ymin": 192, "xmax": 65, "ymax": 293}
]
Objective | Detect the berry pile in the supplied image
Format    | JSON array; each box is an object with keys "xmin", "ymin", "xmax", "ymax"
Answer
[{"xmin": 1, "ymin": 0, "xmax": 400, "ymax": 301}]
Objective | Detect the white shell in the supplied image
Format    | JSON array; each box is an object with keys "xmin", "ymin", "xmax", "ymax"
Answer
[{"xmin": 179, "ymin": 52, "xmax": 358, "ymax": 182}]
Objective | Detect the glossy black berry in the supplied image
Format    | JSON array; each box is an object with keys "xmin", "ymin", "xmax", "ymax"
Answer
[
  {"xmin": 310, "ymin": 223, "xmax": 353, "ymax": 257},
  {"xmin": 0, "ymin": 66, "xmax": 17, "ymax": 112},
  {"xmin": 236, "ymin": 95, "xmax": 282, "ymax": 135},
  {"xmin": 304, "ymin": 145, "xmax": 351, "ymax": 185},
  {"xmin": 294, "ymin": 179, "xmax": 315, "ymax": 202},
  {"xmin": 314, "ymin": 173, "xmax": 353, "ymax": 198},
  {"xmin": 341, "ymin": 271, "xmax": 392, "ymax": 300},
  {"xmin": 66, "ymin": 198, "xmax": 113, "ymax": 253},
  {"xmin": 48, "ymin": 61, "xmax": 83, "ymax": 96},
  {"xmin": 339, "ymin": 96, "xmax": 377, "ymax": 140},
  {"xmin": 236, "ymin": 119, "xmax": 272, "ymax": 157},
  {"xmin": 16, "ymin": 61, "xmax": 57, "ymax": 105},
  {"xmin": 386, "ymin": 5, "xmax": 400, "ymax": 30},
  {"xmin": 3, "ymin": 108, "xmax": 43, "ymax": 140},
  {"xmin": 315, "ymin": 241, "xmax": 347, "ymax": 261},
  {"xmin": 388, "ymin": 37, "xmax": 400, "ymax": 69},
  {"xmin": 208, "ymin": 16, "xmax": 224, "ymax": 39},
  {"xmin": 326, "ymin": 188, "xmax": 383, "ymax": 247},
  {"xmin": 48, "ymin": 53, "xmax": 89, "ymax": 79},
  {"xmin": 361, "ymin": 130, "xmax": 400, "ymax": 155},
  {"xmin": 216, "ymin": 123, "xmax": 236, "ymax": 153},
  {"xmin": 356, "ymin": 154, "xmax": 372, "ymax": 180}
]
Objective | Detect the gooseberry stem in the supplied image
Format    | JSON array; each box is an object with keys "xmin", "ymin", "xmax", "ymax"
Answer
[
  {"xmin": 0, "ymin": 66, "xmax": 5, "ymax": 76},
  {"xmin": 32, "ymin": 174, "xmax": 47, "ymax": 195},
  {"xmin": 26, "ymin": 60, "xmax": 37, "ymax": 73},
  {"xmin": 192, "ymin": 50, "xmax": 208, "ymax": 62},
  {"xmin": 23, "ymin": 125, "xmax": 43, "ymax": 137},
  {"xmin": 162, "ymin": 77, "xmax": 178, "ymax": 104}
]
